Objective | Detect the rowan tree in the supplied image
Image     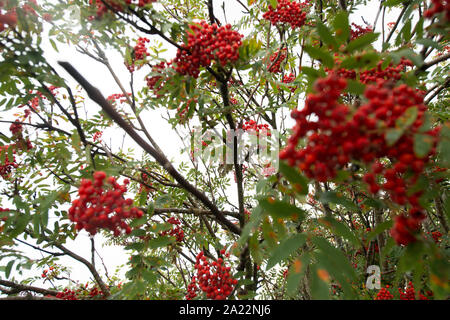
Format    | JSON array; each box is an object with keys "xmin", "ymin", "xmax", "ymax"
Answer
[{"xmin": 0, "ymin": 0, "xmax": 448, "ymax": 300}]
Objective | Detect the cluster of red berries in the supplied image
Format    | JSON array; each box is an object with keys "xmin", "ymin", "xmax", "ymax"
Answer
[
  {"xmin": 68, "ymin": 171, "xmax": 144, "ymax": 236},
  {"xmin": 424, "ymin": 0, "xmax": 450, "ymax": 21},
  {"xmin": 280, "ymin": 74, "xmax": 440, "ymax": 210},
  {"xmin": 0, "ymin": 2, "xmax": 17, "ymax": 32},
  {"xmin": 41, "ymin": 266, "xmax": 56, "ymax": 278},
  {"xmin": 173, "ymin": 21, "xmax": 243, "ymax": 78},
  {"xmin": 9, "ymin": 117, "xmax": 33, "ymax": 151},
  {"xmin": 146, "ymin": 61, "xmax": 170, "ymax": 98},
  {"xmin": 375, "ymin": 283, "xmax": 430, "ymax": 300},
  {"xmin": 177, "ymin": 98, "xmax": 196, "ymax": 121},
  {"xmin": 125, "ymin": 37, "xmax": 150, "ymax": 73},
  {"xmin": 374, "ymin": 285, "xmax": 394, "ymax": 300},
  {"xmin": 430, "ymin": 230, "xmax": 443, "ymax": 243},
  {"xmin": 9, "ymin": 121, "xmax": 22, "ymax": 136},
  {"xmin": 56, "ymin": 288, "xmax": 78, "ymax": 300},
  {"xmin": 267, "ymin": 48, "xmax": 287, "ymax": 73},
  {"xmin": 399, "ymin": 281, "xmax": 429, "ymax": 300},
  {"xmin": 107, "ymin": 93, "xmax": 132, "ymax": 105},
  {"xmin": 186, "ymin": 250, "xmax": 238, "ymax": 300},
  {"xmin": 359, "ymin": 58, "xmax": 413, "ymax": 84},
  {"xmin": 92, "ymin": 131, "xmax": 103, "ymax": 142},
  {"xmin": 350, "ymin": 23, "xmax": 373, "ymax": 40},
  {"xmin": 55, "ymin": 284, "xmax": 106, "ymax": 300},
  {"xmin": 0, "ymin": 145, "xmax": 18, "ymax": 179},
  {"xmin": 390, "ymin": 209, "xmax": 425, "ymax": 246},
  {"xmin": 262, "ymin": 0, "xmax": 309, "ymax": 29},
  {"xmin": 160, "ymin": 216, "xmax": 184, "ymax": 242},
  {"xmin": 282, "ymin": 72, "xmax": 296, "ymax": 92},
  {"xmin": 242, "ymin": 120, "xmax": 271, "ymax": 137},
  {"xmin": 18, "ymin": 86, "xmax": 59, "ymax": 112},
  {"xmin": 326, "ymin": 56, "xmax": 413, "ymax": 85}
]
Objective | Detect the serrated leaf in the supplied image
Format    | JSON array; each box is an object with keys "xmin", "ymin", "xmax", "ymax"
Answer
[
  {"xmin": 333, "ymin": 11, "xmax": 350, "ymax": 44},
  {"xmin": 345, "ymin": 32, "xmax": 379, "ymax": 53},
  {"xmin": 316, "ymin": 21, "xmax": 338, "ymax": 50},
  {"xmin": 266, "ymin": 234, "xmax": 306, "ymax": 270},
  {"xmin": 5, "ymin": 260, "xmax": 14, "ymax": 278},
  {"xmin": 318, "ymin": 216, "xmax": 360, "ymax": 247},
  {"xmin": 279, "ymin": 161, "xmax": 309, "ymax": 195},
  {"xmin": 385, "ymin": 128, "xmax": 404, "ymax": 146},
  {"xmin": 303, "ymin": 46, "xmax": 334, "ymax": 69},
  {"xmin": 414, "ymin": 133, "xmax": 434, "ymax": 158},
  {"xmin": 259, "ymin": 198, "xmax": 307, "ymax": 220},
  {"xmin": 318, "ymin": 191, "xmax": 358, "ymax": 211}
]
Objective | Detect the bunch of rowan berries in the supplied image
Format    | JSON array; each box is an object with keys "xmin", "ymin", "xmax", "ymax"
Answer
[
  {"xmin": 350, "ymin": 23, "xmax": 373, "ymax": 40},
  {"xmin": 390, "ymin": 209, "xmax": 426, "ymax": 246},
  {"xmin": 280, "ymin": 74, "xmax": 440, "ymax": 207},
  {"xmin": 160, "ymin": 216, "xmax": 184, "ymax": 242},
  {"xmin": 56, "ymin": 288, "xmax": 78, "ymax": 300},
  {"xmin": 0, "ymin": 4, "xmax": 17, "ymax": 32},
  {"xmin": 325, "ymin": 56, "xmax": 413, "ymax": 84},
  {"xmin": 431, "ymin": 230, "xmax": 443, "ymax": 243},
  {"xmin": 399, "ymin": 281, "xmax": 429, "ymax": 300},
  {"xmin": 186, "ymin": 250, "xmax": 238, "ymax": 300},
  {"xmin": 9, "ymin": 121, "xmax": 23, "ymax": 136},
  {"xmin": 374, "ymin": 285, "xmax": 394, "ymax": 300},
  {"xmin": 68, "ymin": 171, "xmax": 144, "ymax": 236},
  {"xmin": 359, "ymin": 58, "xmax": 413, "ymax": 84},
  {"xmin": 280, "ymin": 73, "xmax": 441, "ymax": 246},
  {"xmin": 262, "ymin": 0, "xmax": 309, "ymax": 29},
  {"xmin": 267, "ymin": 48, "xmax": 287, "ymax": 73},
  {"xmin": 146, "ymin": 61, "xmax": 170, "ymax": 97},
  {"xmin": 424, "ymin": 0, "xmax": 450, "ymax": 21},
  {"xmin": 125, "ymin": 37, "xmax": 150, "ymax": 73},
  {"xmin": 173, "ymin": 21, "xmax": 243, "ymax": 78},
  {"xmin": 93, "ymin": 131, "xmax": 103, "ymax": 142},
  {"xmin": 0, "ymin": 145, "xmax": 18, "ymax": 179},
  {"xmin": 107, "ymin": 93, "xmax": 131, "ymax": 104},
  {"xmin": 282, "ymin": 72, "xmax": 297, "ymax": 92},
  {"xmin": 242, "ymin": 120, "xmax": 271, "ymax": 137}
]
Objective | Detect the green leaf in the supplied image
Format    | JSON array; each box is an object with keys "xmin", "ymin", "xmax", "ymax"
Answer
[
  {"xmin": 286, "ymin": 253, "xmax": 310, "ymax": 295},
  {"xmin": 396, "ymin": 106, "xmax": 418, "ymax": 128},
  {"xmin": 318, "ymin": 191, "xmax": 358, "ymax": 211},
  {"xmin": 312, "ymin": 237, "xmax": 357, "ymax": 281},
  {"xmin": 316, "ymin": 21, "xmax": 338, "ymax": 50},
  {"xmin": 147, "ymin": 236, "xmax": 173, "ymax": 249},
  {"xmin": 259, "ymin": 198, "xmax": 307, "ymax": 220},
  {"xmin": 332, "ymin": 11, "xmax": 350, "ymax": 44},
  {"xmin": 266, "ymin": 234, "xmax": 307, "ymax": 270},
  {"xmin": 303, "ymin": 46, "xmax": 334, "ymax": 69},
  {"xmin": 141, "ymin": 269, "xmax": 158, "ymax": 284},
  {"xmin": 345, "ymin": 79, "xmax": 366, "ymax": 95},
  {"xmin": 383, "ymin": 0, "xmax": 403, "ymax": 7},
  {"xmin": 268, "ymin": 0, "xmax": 278, "ymax": 9},
  {"xmin": 49, "ymin": 38, "xmax": 59, "ymax": 52},
  {"xmin": 279, "ymin": 161, "xmax": 309, "ymax": 195},
  {"xmin": 345, "ymin": 32, "xmax": 379, "ymax": 53},
  {"xmin": 385, "ymin": 128, "xmax": 404, "ymax": 147},
  {"xmin": 310, "ymin": 263, "xmax": 331, "ymax": 300},
  {"xmin": 366, "ymin": 220, "xmax": 393, "ymax": 243},
  {"xmin": 414, "ymin": 133, "xmax": 434, "ymax": 158},
  {"xmin": 318, "ymin": 216, "xmax": 360, "ymax": 247},
  {"xmin": 5, "ymin": 260, "xmax": 14, "ymax": 278}
]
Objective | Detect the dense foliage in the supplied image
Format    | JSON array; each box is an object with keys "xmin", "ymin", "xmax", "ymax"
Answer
[{"xmin": 0, "ymin": 0, "xmax": 449, "ymax": 300}]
